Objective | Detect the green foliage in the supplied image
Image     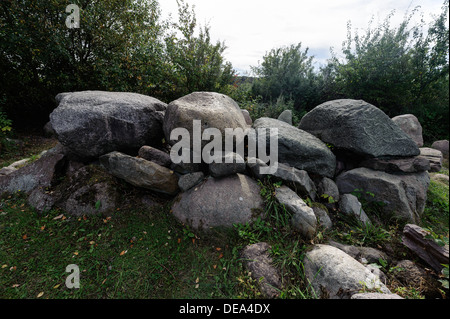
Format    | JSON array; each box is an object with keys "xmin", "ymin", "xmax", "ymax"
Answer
[
  {"xmin": 0, "ymin": 193, "xmax": 244, "ymax": 299},
  {"xmin": 0, "ymin": 110, "xmax": 12, "ymax": 140},
  {"xmin": 328, "ymin": 2, "xmax": 449, "ymax": 142},
  {"xmin": 251, "ymin": 43, "xmax": 322, "ymax": 112},
  {"xmin": 0, "ymin": 99, "xmax": 12, "ymax": 154},
  {"xmin": 422, "ymin": 178, "xmax": 449, "ymax": 236},
  {"xmin": 332, "ymin": 213, "xmax": 392, "ymax": 247},
  {"xmin": 234, "ymin": 178, "xmax": 319, "ymax": 299},
  {"xmin": 161, "ymin": 0, "xmax": 235, "ymax": 101},
  {"xmin": 439, "ymin": 264, "xmax": 449, "ymax": 290},
  {"xmin": 0, "ymin": 0, "xmax": 235, "ymax": 129},
  {"xmin": 320, "ymin": 194, "xmax": 336, "ymax": 204}
]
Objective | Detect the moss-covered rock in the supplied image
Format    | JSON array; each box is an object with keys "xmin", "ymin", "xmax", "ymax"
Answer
[{"xmin": 53, "ymin": 164, "xmax": 121, "ymax": 216}]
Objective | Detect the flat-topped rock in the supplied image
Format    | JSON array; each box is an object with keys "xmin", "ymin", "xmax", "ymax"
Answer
[{"xmin": 50, "ymin": 91, "xmax": 166, "ymax": 160}]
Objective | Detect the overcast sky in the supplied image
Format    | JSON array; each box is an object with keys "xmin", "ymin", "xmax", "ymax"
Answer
[{"xmin": 159, "ymin": 0, "xmax": 446, "ymax": 75}]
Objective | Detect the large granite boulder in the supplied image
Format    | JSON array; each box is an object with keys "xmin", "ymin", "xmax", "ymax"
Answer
[
  {"xmin": 50, "ymin": 91, "xmax": 167, "ymax": 160},
  {"xmin": 99, "ymin": 151, "xmax": 179, "ymax": 196},
  {"xmin": 336, "ymin": 167, "xmax": 430, "ymax": 223},
  {"xmin": 303, "ymin": 244, "xmax": 390, "ymax": 299},
  {"xmin": 298, "ymin": 99, "xmax": 420, "ymax": 158},
  {"xmin": 392, "ymin": 114, "xmax": 424, "ymax": 147},
  {"xmin": 163, "ymin": 92, "xmax": 247, "ymax": 149},
  {"xmin": 171, "ymin": 174, "xmax": 264, "ymax": 231},
  {"xmin": 253, "ymin": 117, "xmax": 336, "ymax": 178}
]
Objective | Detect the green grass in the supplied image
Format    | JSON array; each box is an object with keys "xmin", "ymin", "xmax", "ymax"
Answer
[
  {"xmin": 421, "ymin": 165, "xmax": 449, "ymax": 247},
  {"xmin": 0, "ymin": 193, "xmax": 249, "ymax": 299}
]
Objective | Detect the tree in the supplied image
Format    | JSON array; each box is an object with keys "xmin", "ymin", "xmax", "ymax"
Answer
[
  {"xmin": 162, "ymin": 0, "xmax": 235, "ymax": 101},
  {"xmin": 0, "ymin": 0, "xmax": 163, "ymax": 128},
  {"xmin": 330, "ymin": 12, "xmax": 418, "ymax": 115},
  {"xmin": 0, "ymin": 0, "xmax": 235, "ymax": 130},
  {"xmin": 329, "ymin": 1, "xmax": 449, "ymax": 141},
  {"xmin": 408, "ymin": 0, "xmax": 449, "ymax": 141},
  {"xmin": 251, "ymin": 43, "xmax": 320, "ymax": 112}
]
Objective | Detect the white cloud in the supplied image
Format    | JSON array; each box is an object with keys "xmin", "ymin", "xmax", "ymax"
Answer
[{"xmin": 159, "ymin": 0, "xmax": 446, "ymax": 74}]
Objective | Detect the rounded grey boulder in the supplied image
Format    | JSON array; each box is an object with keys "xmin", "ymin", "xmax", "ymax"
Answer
[
  {"xmin": 298, "ymin": 99, "xmax": 420, "ymax": 158},
  {"xmin": 391, "ymin": 114, "xmax": 424, "ymax": 147},
  {"xmin": 50, "ymin": 91, "xmax": 167, "ymax": 160},
  {"xmin": 431, "ymin": 140, "xmax": 449, "ymax": 159},
  {"xmin": 163, "ymin": 92, "xmax": 247, "ymax": 148},
  {"xmin": 336, "ymin": 167, "xmax": 430, "ymax": 223},
  {"xmin": 303, "ymin": 244, "xmax": 390, "ymax": 299},
  {"xmin": 171, "ymin": 173, "xmax": 264, "ymax": 231}
]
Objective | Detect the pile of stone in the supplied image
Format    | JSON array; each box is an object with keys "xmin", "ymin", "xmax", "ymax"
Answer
[{"xmin": 1, "ymin": 90, "xmax": 447, "ymax": 299}]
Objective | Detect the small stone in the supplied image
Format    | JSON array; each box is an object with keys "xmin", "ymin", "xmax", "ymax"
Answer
[
  {"xmin": 338, "ymin": 194, "xmax": 371, "ymax": 226},
  {"xmin": 277, "ymin": 109, "xmax": 293, "ymax": 125},
  {"xmin": 178, "ymin": 172, "xmax": 205, "ymax": 192},
  {"xmin": 209, "ymin": 152, "xmax": 246, "ymax": 178},
  {"xmin": 138, "ymin": 146, "xmax": 172, "ymax": 168}
]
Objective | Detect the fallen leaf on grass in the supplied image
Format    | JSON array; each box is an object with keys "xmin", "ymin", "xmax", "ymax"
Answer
[
  {"xmin": 37, "ymin": 292, "xmax": 44, "ymax": 298},
  {"xmin": 53, "ymin": 214, "xmax": 64, "ymax": 220},
  {"xmin": 120, "ymin": 250, "xmax": 127, "ymax": 256},
  {"xmin": 195, "ymin": 277, "xmax": 199, "ymax": 289},
  {"xmin": 53, "ymin": 284, "xmax": 60, "ymax": 289}
]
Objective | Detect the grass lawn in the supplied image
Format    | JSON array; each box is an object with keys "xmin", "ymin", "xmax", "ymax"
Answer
[{"xmin": 0, "ymin": 194, "xmax": 246, "ymax": 299}]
